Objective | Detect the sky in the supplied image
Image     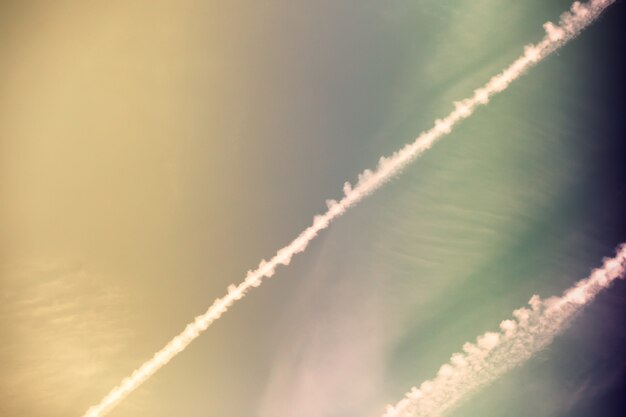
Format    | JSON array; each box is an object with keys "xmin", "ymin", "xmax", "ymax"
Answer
[{"xmin": 1, "ymin": 1, "xmax": 625, "ymax": 416}]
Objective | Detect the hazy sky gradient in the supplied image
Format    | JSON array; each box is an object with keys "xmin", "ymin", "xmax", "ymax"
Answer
[{"xmin": 1, "ymin": 1, "xmax": 624, "ymax": 416}]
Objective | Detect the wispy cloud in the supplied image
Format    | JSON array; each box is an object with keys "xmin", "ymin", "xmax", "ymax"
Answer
[
  {"xmin": 83, "ymin": 1, "xmax": 616, "ymax": 415},
  {"xmin": 256, "ymin": 251, "xmax": 389, "ymax": 417},
  {"xmin": 0, "ymin": 260, "xmax": 132, "ymax": 417}
]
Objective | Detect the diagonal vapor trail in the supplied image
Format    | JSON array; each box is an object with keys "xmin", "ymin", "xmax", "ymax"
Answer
[
  {"xmin": 382, "ymin": 244, "xmax": 626, "ymax": 417},
  {"xmin": 83, "ymin": 1, "xmax": 616, "ymax": 415}
]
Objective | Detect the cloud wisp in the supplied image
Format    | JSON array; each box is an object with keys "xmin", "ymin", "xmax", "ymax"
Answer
[
  {"xmin": 83, "ymin": 1, "xmax": 616, "ymax": 415},
  {"xmin": 382, "ymin": 244, "xmax": 626, "ymax": 417},
  {"xmin": 0, "ymin": 260, "xmax": 131, "ymax": 417}
]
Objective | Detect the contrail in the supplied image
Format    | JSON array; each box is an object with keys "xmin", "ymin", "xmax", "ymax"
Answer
[
  {"xmin": 382, "ymin": 244, "xmax": 626, "ymax": 417},
  {"xmin": 83, "ymin": 1, "xmax": 615, "ymax": 415}
]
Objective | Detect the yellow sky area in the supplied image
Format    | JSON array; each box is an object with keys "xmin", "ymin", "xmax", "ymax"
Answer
[{"xmin": 0, "ymin": 2, "xmax": 266, "ymax": 415}]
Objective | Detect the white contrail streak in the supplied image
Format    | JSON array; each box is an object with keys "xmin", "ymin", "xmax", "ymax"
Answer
[
  {"xmin": 83, "ymin": 1, "xmax": 615, "ymax": 415},
  {"xmin": 382, "ymin": 244, "xmax": 626, "ymax": 417}
]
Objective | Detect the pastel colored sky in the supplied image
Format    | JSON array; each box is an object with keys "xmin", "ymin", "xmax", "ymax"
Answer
[{"xmin": 1, "ymin": 1, "xmax": 624, "ymax": 416}]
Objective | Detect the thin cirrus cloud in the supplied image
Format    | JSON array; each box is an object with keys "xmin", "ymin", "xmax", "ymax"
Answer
[
  {"xmin": 82, "ymin": 1, "xmax": 616, "ymax": 416},
  {"xmin": 0, "ymin": 260, "xmax": 132, "ymax": 417}
]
